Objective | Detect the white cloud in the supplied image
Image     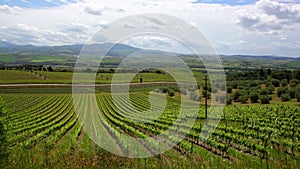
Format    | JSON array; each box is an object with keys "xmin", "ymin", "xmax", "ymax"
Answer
[
  {"xmin": 236, "ymin": 0, "xmax": 300, "ymax": 34},
  {"xmin": 257, "ymin": 0, "xmax": 300, "ymax": 20},
  {"xmin": 0, "ymin": 5, "xmax": 22, "ymax": 15},
  {"xmin": 84, "ymin": 6, "xmax": 102, "ymax": 15},
  {"xmin": 20, "ymin": 0, "xmax": 30, "ymax": 4},
  {"xmin": 0, "ymin": 0, "xmax": 299, "ymax": 57},
  {"xmin": 0, "ymin": 23, "xmax": 71, "ymax": 45}
]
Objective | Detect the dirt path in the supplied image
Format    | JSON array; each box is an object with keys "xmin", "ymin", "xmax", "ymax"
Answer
[{"xmin": 0, "ymin": 82, "xmax": 176, "ymax": 87}]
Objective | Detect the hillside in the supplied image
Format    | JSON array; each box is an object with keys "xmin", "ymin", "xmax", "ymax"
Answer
[{"xmin": 0, "ymin": 41, "xmax": 300, "ymax": 70}]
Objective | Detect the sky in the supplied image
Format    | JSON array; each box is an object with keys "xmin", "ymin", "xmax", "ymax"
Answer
[{"xmin": 0, "ymin": 0, "xmax": 300, "ymax": 57}]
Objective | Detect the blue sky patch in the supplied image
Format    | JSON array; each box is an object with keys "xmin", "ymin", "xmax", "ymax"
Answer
[
  {"xmin": 0, "ymin": 0, "xmax": 77, "ymax": 8},
  {"xmin": 193, "ymin": 0, "xmax": 258, "ymax": 5}
]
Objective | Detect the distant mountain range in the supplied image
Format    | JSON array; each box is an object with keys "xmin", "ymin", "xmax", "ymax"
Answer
[
  {"xmin": 0, "ymin": 41, "xmax": 141, "ymax": 57},
  {"xmin": 0, "ymin": 41, "xmax": 299, "ymax": 69}
]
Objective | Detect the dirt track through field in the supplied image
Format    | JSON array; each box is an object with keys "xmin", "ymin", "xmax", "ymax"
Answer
[{"xmin": 0, "ymin": 82, "xmax": 176, "ymax": 87}]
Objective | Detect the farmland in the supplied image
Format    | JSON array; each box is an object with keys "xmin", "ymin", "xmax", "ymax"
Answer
[
  {"xmin": 0, "ymin": 70, "xmax": 180, "ymax": 84},
  {"xmin": 0, "ymin": 67, "xmax": 300, "ymax": 168},
  {"xmin": 0, "ymin": 89, "xmax": 299, "ymax": 168}
]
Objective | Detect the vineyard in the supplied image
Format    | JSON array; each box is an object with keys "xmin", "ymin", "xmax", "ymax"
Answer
[{"xmin": 0, "ymin": 92, "xmax": 299, "ymax": 168}]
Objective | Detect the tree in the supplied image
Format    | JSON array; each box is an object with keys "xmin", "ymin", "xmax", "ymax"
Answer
[
  {"xmin": 167, "ymin": 88, "xmax": 175, "ymax": 97},
  {"xmin": 259, "ymin": 69, "xmax": 266, "ymax": 80},
  {"xmin": 160, "ymin": 87, "xmax": 168, "ymax": 93},
  {"xmin": 181, "ymin": 89, "xmax": 187, "ymax": 95},
  {"xmin": 271, "ymin": 79, "xmax": 280, "ymax": 87},
  {"xmin": 250, "ymin": 92, "xmax": 259, "ymax": 103},
  {"xmin": 277, "ymin": 87, "xmax": 288, "ymax": 98},
  {"xmin": 281, "ymin": 79, "xmax": 288, "ymax": 87},
  {"xmin": 47, "ymin": 66, "xmax": 54, "ymax": 72},
  {"xmin": 289, "ymin": 88, "xmax": 296, "ymax": 98},
  {"xmin": 238, "ymin": 95, "xmax": 248, "ymax": 103},
  {"xmin": 296, "ymin": 92, "xmax": 300, "ymax": 102},
  {"xmin": 281, "ymin": 93, "xmax": 291, "ymax": 102},
  {"xmin": 218, "ymin": 95, "xmax": 226, "ymax": 103},
  {"xmin": 226, "ymin": 96, "xmax": 233, "ymax": 105},
  {"xmin": 231, "ymin": 82, "xmax": 238, "ymax": 89},
  {"xmin": 266, "ymin": 85, "xmax": 275, "ymax": 94},
  {"xmin": 227, "ymin": 87, "xmax": 232, "ymax": 93},
  {"xmin": 233, "ymin": 90, "xmax": 246, "ymax": 102},
  {"xmin": 190, "ymin": 91, "xmax": 201, "ymax": 102},
  {"xmin": 211, "ymin": 88, "xmax": 218, "ymax": 93},
  {"xmin": 260, "ymin": 89, "xmax": 269, "ymax": 95},
  {"xmin": 290, "ymin": 79, "xmax": 299, "ymax": 87},
  {"xmin": 260, "ymin": 95, "xmax": 270, "ymax": 104}
]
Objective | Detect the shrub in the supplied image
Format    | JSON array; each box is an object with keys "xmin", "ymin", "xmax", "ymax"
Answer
[{"xmin": 281, "ymin": 93, "xmax": 291, "ymax": 102}]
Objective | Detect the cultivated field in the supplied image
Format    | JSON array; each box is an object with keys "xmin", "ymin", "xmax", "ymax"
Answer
[{"xmin": 0, "ymin": 90, "xmax": 299, "ymax": 168}]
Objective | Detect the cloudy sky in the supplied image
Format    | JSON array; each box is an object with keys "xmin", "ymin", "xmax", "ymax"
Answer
[{"xmin": 0, "ymin": 0, "xmax": 300, "ymax": 57}]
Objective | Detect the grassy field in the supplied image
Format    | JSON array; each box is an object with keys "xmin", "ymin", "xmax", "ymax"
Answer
[{"xmin": 0, "ymin": 70, "xmax": 179, "ymax": 84}]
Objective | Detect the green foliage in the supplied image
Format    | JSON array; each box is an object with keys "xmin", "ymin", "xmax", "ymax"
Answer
[
  {"xmin": 266, "ymin": 84, "xmax": 275, "ymax": 94},
  {"xmin": 233, "ymin": 90, "xmax": 247, "ymax": 102},
  {"xmin": 1, "ymin": 92, "xmax": 300, "ymax": 168},
  {"xmin": 226, "ymin": 96, "xmax": 232, "ymax": 105},
  {"xmin": 289, "ymin": 88, "xmax": 296, "ymax": 99},
  {"xmin": 296, "ymin": 92, "xmax": 300, "ymax": 102},
  {"xmin": 190, "ymin": 90, "xmax": 201, "ymax": 102},
  {"xmin": 260, "ymin": 95, "xmax": 270, "ymax": 104},
  {"xmin": 201, "ymin": 89, "xmax": 211, "ymax": 99},
  {"xmin": 277, "ymin": 87, "xmax": 289, "ymax": 98},
  {"xmin": 271, "ymin": 79, "xmax": 280, "ymax": 87},
  {"xmin": 260, "ymin": 89, "xmax": 269, "ymax": 95},
  {"xmin": 167, "ymin": 88, "xmax": 175, "ymax": 97},
  {"xmin": 0, "ymin": 97, "xmax": 8, "ymax": 165},
  {"xmin": 160, "ymin": 87, "xmax": 168, "ymax": 93},
  {"xmin": 290, "ymin": 79, "xmax": 299, "ymax": 87},
  {"xmin": 238, "ymin": 95, "xmax": 248, "ymax": 103},
  {"xmin": 217, "ymin": 95, "xmax": 226, "ymax": 103},
  {"xmin": 250, "ymin": 92, "xmax": 259, "ymax": 103},
  {"xmin": 180, "ymin": 89, "xmax": 187, "ymax": 95},
  {"xmin": 227, "ymin": 86, "xmax": 232, "ymax": 93},
  {"xmin": 281, "ymin": 93, "xmax": 291, "ymax": 102},
  {"xmin": 281, "ymin": 79, "xmax": 288, "ymax": 87},
  {"xmin": 211, "ymin": 88, "xmax": 218, "ymax": 93},
  {"xmin": 231, "ymin": 82, "xmax": 238, "ymax": 89}
]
